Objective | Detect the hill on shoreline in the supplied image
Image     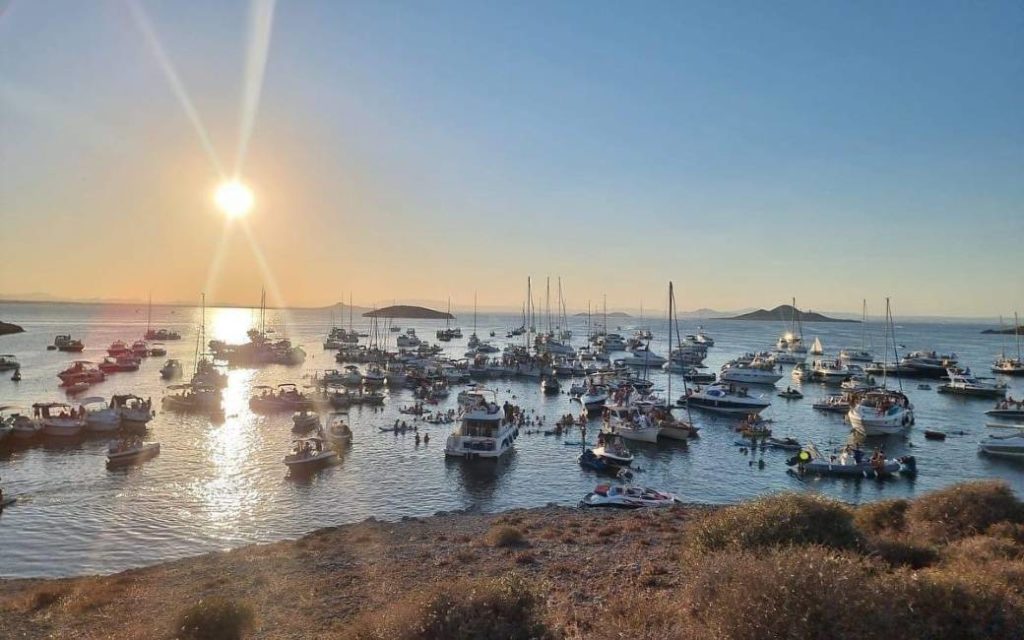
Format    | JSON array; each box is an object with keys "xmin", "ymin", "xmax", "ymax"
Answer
[
  {"xmin": 362, "ymin": 305, "xmax": 454, "ymax": 320},
  {"xmin": 573, "ymin": 311, "xmax": 631, "ymax": 318},
  {"xmin": 0, "ymin": 321, "xmax": 24, "ymax": 336},
  {"xmin": 981, "ymin": 325, "xmax": 1024, "ymax": 335},
  {"xmin": 719, "ymin": 305, "xmax": 857, "ymax": 323}
]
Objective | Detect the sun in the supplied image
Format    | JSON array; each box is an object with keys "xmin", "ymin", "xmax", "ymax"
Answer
[{"xmin": 214, "ymin": 181, "xmax": 254, "ymax": 218}]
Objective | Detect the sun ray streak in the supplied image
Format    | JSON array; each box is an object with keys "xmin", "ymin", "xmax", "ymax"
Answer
[
  {"xmin": 238, "ymin": 220, "xmax": 294, "ymax": 331},
  {"xmin": 126, "ymin": 0, "xmax": 226, "ymax": 179},
  {"xmin": 235, "ymin": 0, "xmax": 276, "ymax": 176},
  {"xmin": 203, "ymin": 218, "xmax": 234, "ymax": 302}
]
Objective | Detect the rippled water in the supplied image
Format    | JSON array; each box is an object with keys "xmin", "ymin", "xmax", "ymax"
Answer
[{"xmin": 0, "ymin": 302, "xmax": 1021, "ymax": 578}]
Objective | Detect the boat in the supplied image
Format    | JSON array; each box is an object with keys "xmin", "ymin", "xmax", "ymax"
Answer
[
  {"xmin": 601, "ymin": 404, "xmax": 660, "ymax": 443},
  {"xmin": 53, "ymin": 335, "xmax": 85, "ymax": 352},
  {"xmin": 362, "ymin": 364, "xmax": 386, "ymax": 388},
  {"xmin": 848, "ymin": 389, "xmax": 914, "ymax": 435},
  {"xmin": 810, "ymin": 337, "xmax": 824, "ymax": 356},
  {"xmin": 107, "ymin": 340, "xmax": 130, "ymax": 357},
  {"xmin": 681, "ymin": 368, "xmax": 716, "ymax": 384},
  {"xmin": 898, "ymin": 350, "xmax": 959, "ymax": 378},
  {"xmin": 541, "ymin": 376, "xmax": 561, "ymax": 395},
  {"xmin": 283, "ymin": 437, "xmax": 337, "ymax": 472},
  {"xmin": 695, "ymin": 327, "xmax": 714, "ymax": 346},
  {"xmin": 812, "ymin": 393, "xmax": 851, "ymax": 414},
  {"xmin": 979, "ymin": 432, "xmax": 1024, "ymax": 458},
  {"xmin": 111, "ymin": 395, "xmax": 153, "ymax": 427},
  {"xmin": 679, "ymin": 383, "xmax": 771, "ymax": 416},
  {"xmin": 107, "ymin": 439, "xmax": 160, "ymax": 466},
  {"xmin": 339, "ymin": 365, "xmax": 363, "ymax": 386},
  {"xmin": 160, "ymin": 359, "xmax": 183, "ymax": 379},
  {"xmin": 0, "ymin": 354, "xmax": 20, "ymax": 372},
  {"xmin": 937, "ymin": 368, "xmax": 1007, "ymax": 399},
  {"xmin": 579, "ymin": 484, "xmax": 680, "ymax": 509},
  {"xmin": 737, "ymin": 436, "xmax": 802, "ymax": 451},
  {"xmin": 991, "ymin": 313, "xmax": 1024, "ymax": 376},
  {"xmin": 249, "ymin": 383, "xmax": 313, "ymax": 413},
  {"xmin": 590, "ymin": 438, "xmax": 635, "ymax": 466},
  {"xmin": 579, "ymin": 385, "xmax": 608, "ymax": 414},
  {"xmin": 324, "ymin": 413, "xmax": 352, "ymax": 443},
  {"xmin": 444, "ymin": 390, "xmax": 518, "ymax": 459},
  {"xmin": 620, "ymin": 347, "xmax": 667, "ymax": 368},
  {"xmin": 787, "ymin": 444, "xmax": 917, "ymax": 479},
  {"xmin": 98, "ymin": 355, "xmax": 141, "ymax": 373},
  {"xmin": 719, "ymin": 358, "xmax": 782, "ymax": 386},
  {"xmin": 149, "ymin": 343, "xmax": 167, "ymax": 357},
  {"xmin": 130, "ymin": 340, "xmax": 150, "ymax": 357},
  {"xmin": 33, "ymin": 402, "xmax": 85, "ymax": 437},
  {"xmin": 161, "ymin": 384, "xmax": 222, "ymax": 413},
  {"xmin": 986, "ymin": 403, "xmax": 1024, "ymax": 421},
  {"xmin": 578, "ymin": 448, "xmax": 622, "ymax": 474},
  {"xmin": 292, "ymin": 410, "xmax": 321, "ymax": 432},
  {"xmin": 82, "ymin": 397, "xmax": 121, "ymax": 432},
  {"xmin": 3, "ymin": 407, "xmax": 39, "ymax": 439},
  {"xmin": 778, "ymin": 388, "xmax": 804, "ymax": 399},
  {"xmin": 62, "ymin": 361, "xmax": 92, "ymax": 384},
  {"xmin": 811, "ymin": 360, "xmax": 853, "ymax": 384},
  {"xmin": 840, "ymin": 300, "xmax": 874, "ymax": 363},
  {"xmin": 144, "ymin": 328, "xmax": 181, "ymax": 341}
]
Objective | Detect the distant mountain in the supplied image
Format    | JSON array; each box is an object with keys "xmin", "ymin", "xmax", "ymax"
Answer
[
  {"xmin": 719, "ymin": 305, "xmax": 857, "ymax": 323},
  {"xmin": 574, "ymin": 311, "xmax": 631, "ymax": 318},
  {"xmin": 981, "ymin": 325, "xmax": 1024, "ymax": 335},
  {"xmin": 0, "ymin": 321, "xmax": 25, "ymax": 336},
  {"xmin": 363, "ymin": 305, "xmax": 454, "ymax": 320}
]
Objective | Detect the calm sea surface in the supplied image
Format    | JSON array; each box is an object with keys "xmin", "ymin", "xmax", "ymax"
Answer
[{"xmin": 0, "ymin": 302, "xmax": 1021, "ymax": 578}]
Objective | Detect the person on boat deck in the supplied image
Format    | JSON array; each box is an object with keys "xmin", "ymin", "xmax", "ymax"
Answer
[{"xmin": 853, "ymin": 448, "xmax": 864, "ymax": 465}]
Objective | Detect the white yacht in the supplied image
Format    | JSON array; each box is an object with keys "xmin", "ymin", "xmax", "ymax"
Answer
[
  {"xmin": 679, "ymin": 383, "xmax": 771, "ymax": 416},
  {"xmin": 811, "ymin": 360, "xmax": 852, "ymax": 384},
  {"xmin": 937, "ymin": 368, "xmax": 1007, "ymax": 399},
  {"xmin": 34, "ymin": 402, "xmax": 85, "ymax": 437},
  {"xmin": 601, "ymin": 404, "xmax": 660, "ymax": 443},
  {"xmin": 979, "ymin": 432, "xmax": 1024, "ymax": 458},
  {"xmin": 580, "ymin": 386, "xmax": 609, "ymax": 414},
  {"xmin": 82, "ymin": 397, "xmax": 121, "ymax": 432},
  {"xmin": 444, "ymin": 391, "xmax": 517, "ymax": 459},
  {"xmin": 848, "ymin": 389, "xmax": 914, "ymax": 436},
  {"xmin": 283, "ymin": 437, "xmax": 337, "ymax": 472},
  {"xmin": 719, "ymin": 358, "xmax": 782, "ymax": 385},
  {"xmin": 899, "ymin": 351, "xmax": 959, "ymax": 378},
  {"xmin": 839, "ymin": 349, "xmax": 873, "ymax": 363},
  {"xmin": 620, "ymin": 347, "xmax": 667, "ymax": 368}
]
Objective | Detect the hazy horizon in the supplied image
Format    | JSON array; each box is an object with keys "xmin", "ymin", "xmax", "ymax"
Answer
[{"xmin": 2, "ymin": 2, "xmax": 1022, "ymax": 316}]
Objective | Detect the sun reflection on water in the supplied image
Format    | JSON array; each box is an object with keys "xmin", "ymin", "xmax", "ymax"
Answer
[{"xmin": 209, "ymin": 307, "xmax": 256, "ymax": 345}]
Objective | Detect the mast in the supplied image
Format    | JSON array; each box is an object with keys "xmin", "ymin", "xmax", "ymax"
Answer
[
  {"xmin": 349, "ymin": 292, "xmax": 353, "ymax": 332},
  {"xmin": 147, "ymin": 292, "xmax": 152, "ymax": 334},
  {"xmin": 1017, "ymin": 312, "xmax": 1022, "ymax": 362},
  {"xmin": 546, "ymin": 276, "xmax": 551, "ymax": 335},
  {"xmin": 860, "ymin": 299, "xmax": 867, "ymax": 351},
  {"xmin": 887, "ymin": 297, "xmax": 903, "ymax": 392},
  {"xmin": 473, "ymin": 292, "xmax": 477, "ymax": 336},
  {"xmin": 603, "ymin": 294, "xmax": 607, "ymax": 335}
]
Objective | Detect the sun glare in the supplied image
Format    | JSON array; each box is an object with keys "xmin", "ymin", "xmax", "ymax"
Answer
[{"xmin": 214, "ymin": 181, "xmax": 254, "ymax": 218}]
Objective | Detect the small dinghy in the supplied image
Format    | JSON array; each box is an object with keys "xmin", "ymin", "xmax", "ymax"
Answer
[
  {"xmin": 923, "ymin": 430, "xmax": 946, "ymax": 441},
  {"xmin": 787, "ymin": 444, "xmax": 917, "ymax": 479},
  {"xmin": 778, "ymin": 388, "xmax": 804, "ymax": 400},
  {"xmin": 107, "ymin": 439, "xmax": 160, "ymax": 467},
  {"xmin": 580, "ymin": 484, "xmax": 680, "ymax": 509},
  {"xmin": 736, "ymin": 436, "xmax": 802, "ymax": 451},
  {"xmin": 917, "ymin": 384, "xmax": 932, "ymax": 390},
  {"xmin": 324, "ymin": 413, "xmax": 352, "ymax": 444}
]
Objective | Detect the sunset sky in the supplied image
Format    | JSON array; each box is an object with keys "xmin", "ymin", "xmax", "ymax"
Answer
[{"xmin": 1, "ymin": 1, "xmax": 1022, "ymax": 316}]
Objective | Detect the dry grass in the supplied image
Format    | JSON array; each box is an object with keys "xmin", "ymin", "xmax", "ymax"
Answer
[
  {"xmin": 487, "ymin": 524, "xmax": 528, "ymax": 548},
  {"xmin": 906, "ymin": 480, "xmax": 1023, "ymax": 542},
  {"xmin": 175, "ymin": 597, "xmax": 254, "ymax": 640}
]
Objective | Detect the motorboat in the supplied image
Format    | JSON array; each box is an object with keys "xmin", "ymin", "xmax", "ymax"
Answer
[
  {"xmin": 813, "ymin": 393, "xmax": 851, "ymax": 414},
  {"xmin": 811, "ymin": 360, "xmax": 853, "ymax": 384},
  {"xmin": 249, "ymin": 384, "xmax": 313, "ymax": 413},
  {"xmin": 0, "ymin": 354, "xmax": 20, "ymax": 372},
  {"xmin": 82, "ymin": 397, "xmax": 121, "ymax": 432},
  {"xmin": 283, "ymin": 437, "xmax": 337, "ymax": 472},
  {"xmin": 578, "ymin": 448, "xmax": 622, "ymax": 474},
  {"xmin": 937, "ymin": 368, "xmax": 1007, "ymax": 399},
  {"xmin": 191, "ymin": 358, "xmax": 228, "ymax": 389},
  {"xmin": 33, "ymin": 402, "xmax": 85, "ymax": 437},
  {"xmin": 985, "ymin": 402, "xmax": 1024, "ymax": 421},
  {"xmin": 848, "ymin": 389, "xmax": 914, "ymax": 436},
  {"xmin": 772, "ymin": 350, "xmax": 806, "ymax": 365},
  {"xmin": 979, "ymin": 432, "xmax": 1024, "ymax": 458},
  {"xmin": 898, "ymin": 350, "xmax": 959, "ymax": 378},
  {"xmin": 362, "ymin": 365, "xmax": 386, "ymax": 388},
  {"xmin": 992, "ymin": 357, "xmax": 1024, "ymax": 376},
  {"xmin": 57, "ymin": 361, "xmax": 105, "ymax": 385},
  {"xmin": 160, "ymin": 359, "xmax": 183, "ymax": 379},
  {"xmin": 145, "ymin": 328, "xmax": 181, "ymax": 341},
  {"xmin": 107, "ymin": 340, "xmax": 131, "ymax": 357},
  {"xmin": 719, "ymin": 358, "xmax": 782, "ymax": 386},
  {"xmin": 681, "ymin": 368, "xmax": 716, "ymax": 384},
  {"xmin": 385, "ymin": 365, "xmax": 408, "ymax": 387},
  {"xmin": 107, "ymin": 439, "xmax": 160, "ymax": 466},
  {"xmin": 53, "ymin": 335, "xmax": 85, "ymax": 352},
  {"xmin": 778, "ymin": 388, "xmax": 804, "ymax": 399},
  {"xmin": 149, "ymin": 343, "xmax": 167, "ymax": 357},
  {"xmin": 339, "ymin": 365, "xmax": 363, "ymax": 386},
  {"xmin": 579, "ymin": 386, "xmax": 608, "ymax": 414},
  {"xmin": 292, "ymin": 410, "xmax": 321, "ymax": 433},
  {"xmin": 679, "ymin": 383, "xmax": 771, "ymax": 416},
  {"xmin": 839, "ymin": 349, "xmax": 873, "ymax": 363},
  {"xmin": 324, "ymin": 413, "xmax": 352, "ymax": 443},
  {"xmin": 444, "ymin": 390, "xmax": 518, "ymax": 459},
  {"xmin": 2, "ymin": 407, "xmax": 39, "ymax": 439},
  {"xmin": 619, "ymin": 347, "xmax": 667, "ymax": 368},
  {"xmin": 541, "ymin": 376, "xmax": 561, "ymax": 395},
  {"xmin": 591, "ymin": 438, "xmax": 634, "ymax": 466},
  {"xmin": 579, "ymin": 484, "xmax": 680, "ymax": 509},
  {"xmin": 99, "ymin": 355, "xmax": 141, "ymax": 373},
  {"xmin": 111, "ymin": 395, "xmax": 153, "ymax": 427},
  {"xmin": 601, "ymin": 404, "xmax": 660, "ymax": 443},
  {"xmin": 161, "ymin": 384, "xmax": 222, "ymax": 413},
  {"xmin": 787, "ymin": 444, "xmax": 917, "ymax": 479},
  {"xmin": 694, "ymin": 327, "xmax": 714, "ymax": 346},
  {"xmin": 131, "ymin": 340, "xmax": 150, "ymax": 357}
]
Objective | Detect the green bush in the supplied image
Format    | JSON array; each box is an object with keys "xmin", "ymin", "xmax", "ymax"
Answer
[
  {"xmin": 687, "ymin": 492, "xmax": 861, "ymax": 553},
  {"xmin": 907, "ymin": 481, "xmax": 1023, "ymax": 542},
  {"xmin": 176, "ymin": 597, "xmax": 254, "ymax": 640},
  {"xmin": 342, "ymin": 574, "xmax": 554, "ymax": 640}
]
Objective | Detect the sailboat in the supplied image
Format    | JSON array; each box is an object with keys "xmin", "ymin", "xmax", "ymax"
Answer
[
  {"xmin": 775, "ymin": 298, "xmax": 806, "ymax": 353},
  {"xmin": 992, "ymin": 312, "xmax": 1024, "ymax": 376},
  {"xmin": 848, "ymin": 298, "xmax": 914, "ymax": 436},
  {"xmin": 143, "ymin": 293, "xmax": 181, "ymax": 341},
  {"xmin": 467, "ymin": 293, "xmax": 480, "ymax": 349},
  {"xmin": 810, "ymin": 337, "xmax": 824, "ymax": 356},
  {"xmin": 840, "ymin": 300, "xmax": 873, "ymax": 362},
  {"xmin": 658, "ymin": 282, "xmax": 698, "ymax": 440}
]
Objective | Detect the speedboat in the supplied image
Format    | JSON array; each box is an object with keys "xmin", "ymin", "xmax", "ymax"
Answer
[
  {"xmin": 145, "ymin": 328, "xmax": 181, "ymax": 341},
  {"xmin": 679, "ymin": 383, "xmax": 771, "ymax": 416},
  {"xmin": 986, "ymin": 403, "xmax": 1024, "ymax": 421},
  {"xmin": 3, "ymin": 407, "xmax": 39, "ymax": 439},
  {"xmin": 778, "ymin": 388, "xmax": 804, "ymax": 399},
  {"xmin": 57, "ymin": 361, "xmax": 105, "ymax": 384},
  {"xmin": 719, "ymin": 358, "xmax": 782, "ymax": 386},
  {"xmin": 33, "ymin": 402, "xmax": 85, "ymax": 437},
  {"xmin": 579, "ymin": 484, "xmax": 680, "ymax": 509},
  {"xmin": 578, "ymin": 448, "xmax": 621, "ymax": 474},
  {"xmin": 839, "ymin": 349, "xmax": 873, "ymax": 363},
  {"xmin": 149, "ymin": 343, "xmax": 167, "ymax": 357},
  {"xmin": 620, "ymin": 347, "xmax": 667, "ymax": 368},
  {"xmin": 111, "ymin": 395, "xmax": 153, "ymax": 427},
  {"xmin": 937, "ymin": 368, "xmax": 1007, "ymax": 399},
  {"xmin": 812, "ymin": 360, "xmax": 853, "ymax": 384},
  {"xmin": 0, "ymin": 354, "xmax": 20, "ymax": 372},
  {"xmin": 107, "ymin": 340, "xmax": 131, "ymax": 357},
  {"xmin": 580, "ymin": 386, "xmax": 608, "ymax": 414},
  {"xmin": 787, "ymin": 444, "xmax": 917, "ymax": 479},
  {"xmin": 161, "ymin": 384, "xmax": 222, "ymax": 413},
  {"xmin": 82, "ymin": 397, "xmax": 121, "ymax": 432},
  {"xmin": 292, "ymin": 410, "xmax": 321, "ymax": 433},
  {"xmin": 283, "ymin": 437, "xmax": 337, "ymax": 472},
  {"xmin": 813, "ymin": 393, "xmax": 851, "ymax": 414},
  {"xmin": 848, "ymin": 389, "xmax": 914, "ymax": 436},
  {"xmin": 444, "ymin": 390, "xmax": 517, "ymax": 459},
  {"xmin": 541, "ymin": 376, "xmax": 561, "ymax": 395},
  {"xmin": 601, "ymin": 404, "xmax": 660, "ymax": 443},
  {"xmin": 324, "ymin": 413, "xmax": 352, "ymax": 443},
  {"xmin": 99, "ymin": 355, "xmax": 140, "ymax": 373},
  {"xmin": 53, "ymin": 335, "xmax": 85, "ymax": 353},
  {"xmin": 591, "ymin": 438, "xmax": 634, "ymax": 466},
  {"xmin": 160, "ymin": 359, "xmax": 183, "ymax": 379},
  {"xmin": 979, "ymin": 432, "xmax": 1024, "ymax": 458},
  {"xmin": 107, "ymin": 439, "xmax": 160, "ymax": 467}
]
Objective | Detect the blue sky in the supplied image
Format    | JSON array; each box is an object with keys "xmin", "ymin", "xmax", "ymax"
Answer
[{"xmin": 1, "ymin": 1, "xmax": 1021, "ymax": 315}]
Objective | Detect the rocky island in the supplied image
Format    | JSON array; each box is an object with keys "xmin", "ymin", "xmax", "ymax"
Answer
[{"xmin": 719, "ymin": 304, "xmax": 857, "ymax": 323}]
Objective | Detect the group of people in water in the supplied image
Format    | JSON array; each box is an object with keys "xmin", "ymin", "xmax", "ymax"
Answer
[{"xmin": 994, "ymin": 397, "xmax": 1023, "ymax": 410}]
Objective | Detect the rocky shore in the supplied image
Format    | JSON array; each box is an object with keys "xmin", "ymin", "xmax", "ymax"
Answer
[{"xmin": 1, "ymin": 482, "xmax": 1022, "ymax": 639}]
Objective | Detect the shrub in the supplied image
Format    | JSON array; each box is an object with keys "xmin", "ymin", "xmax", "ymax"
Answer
[
  {"xmin": 687, "ymin": 492, "xmax": 861, "ymax": 554},
  {"xmin": 908, "ymin": 481, "xmax": 1023, "ymax": 542},
  {"xmin": 176, "ymin": 597, "xmax": 254, "ymax": 640},
  {"xmin": 341, "ymin": 574, "xmax": 554, "ymax": 640},
  {"xmin": 487, "ymin": 525, "xmax": 526, "ymax": 548},
  {"xmin": 869, "ymin": 538, "xmax": 938, "ymax": 569},
  {"xmin": 854, "ymin": 499, "xmax": 909, "ymax": 536}
]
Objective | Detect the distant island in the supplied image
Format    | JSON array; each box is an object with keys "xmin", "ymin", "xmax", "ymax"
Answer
[
  {"xmin": 574, "ymin": 311, "xmax": 631, "ymax": 318},
  {"xmin": 982, "ymin": 325, "xmax": 1024, "ymax": 335},
  {"xmin": 719, "ymin": 305, "xmax": 857, "ymax": 323},
  {"xmin": 363, "ymin": 305, "xmax": 454, "ymax": 320},
  {"xmin": 0, "ymin": 321, "xmax": 24, "ymax": 336}
]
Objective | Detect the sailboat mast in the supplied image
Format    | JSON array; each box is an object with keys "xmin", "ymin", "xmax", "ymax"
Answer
[
  {"xmin": 1017, "ymin": 312, "xmax": 1022, "ymax": 361},
  {"xmin": 546, "ymin": 276, "xmax": 551, "ymax": 335},
  {"xmin": 861, "ymin": 299, "xmax": 867, "ymax": 351},
  {"xmin": 349, "ymin": 293, "xmax": 353, "ymax": 332},
  {"xmin": 147, "ymin": 292, "xmax": 152, "ymax": 334},
  {"xmin": 473, "ymin": 292, "xmax": 477, "ymax": 335}
]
